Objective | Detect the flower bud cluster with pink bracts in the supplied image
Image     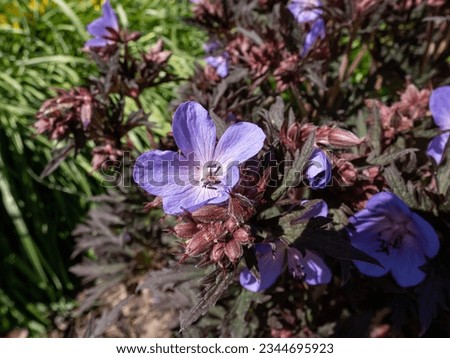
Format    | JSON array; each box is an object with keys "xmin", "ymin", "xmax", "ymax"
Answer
[
  {"xmin": 35, "ymin": 2, "xmax": 174, "ymax": 172},
  {"xmin": 175, "ymin": 196, "xmax": 256, "ymax": 269}
]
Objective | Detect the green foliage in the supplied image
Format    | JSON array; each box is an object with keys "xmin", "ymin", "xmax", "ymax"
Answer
[{"xmin": 0, "ymin": 0, "xmax": 203, "ymax": 336}]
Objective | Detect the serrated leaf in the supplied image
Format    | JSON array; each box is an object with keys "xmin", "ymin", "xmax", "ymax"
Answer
[
  {"xmin": 271, "ymin": 129, "xmax": 316, "ymax": 200},
  {"xmin": 180, "ymin": 270, "xmax": 233, "ymax": 331},
  {"xmin": 367, "ymin": 148, "xmax": 418, "ymax": 166},
  {"xmin": 137, "ymin": 266, "xmax": 203, "ymax": 292},
  {"xmin": 222, "ymin": 289, "xmax": 254, "ymax": 337},
  {"xmin": 383, "ymin": 165, "xmax": 419, "ymax": 208},
  {"xmin": 91, "ymin": 296, "xmax": 132, "ymax": 338},
  {"xmin": 236, "ymin": 26, "xmax": 264, "ymax": 46},
  {"xmin": 269, "ymin": 96, "xmax": 285, "ymax": 131},
  {"xmin": 436, "ymin": 144, "xmax": 450, "ymax": 196},
  {"xmin": 369, "ymin": 105, "xmax": 382, "ymax": 157},
  {"xmin": 279, "ymin": 200, "xmax": 328, "ymax": 242}
]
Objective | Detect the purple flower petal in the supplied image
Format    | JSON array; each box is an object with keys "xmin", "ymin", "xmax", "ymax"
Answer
[
  {"xmin": 287, "ymin": 248, "xmax": 331, "ymax": 285},
  {"xmin": 302, "ymin": 18, "xmax": 326, "ymax": 55},
  {"xmin": 214, "ymin": 122, "xmax": 266, "ymax": 169},
  {"xmin": 203, "ymin": 40, "xmax": 221, "ymax": 54},
  {"xmin": 429, "ymin": 86, "xmax": 450, "ymax": 130},
  {"xmin": 87, "ymin": 17, "xmax": 110, "ymax": 38},
  {"xmin": 411, "ymin": 213, "xmax": 440, "ymax": 259},
  {"xmin": 349, "ymin": 191, "xmax": 440, "ymax": 287},
  {"xmin": 85, "ymin": 1, "xmax": 119, "ymax": 48},
  {"xmin": 85, "ymin": 37, "xmax": 108, "ymax": 48},
  {"xmin": 216, "ymin": 59, "xmax": 229, "ymax": 78},
  {"xmin": 133, "ymin": 150, "xmax": 185, "ymax": 196},
  {"xmin": 294, "ymin": 200, "xmax": 328, "ymax": 222},
  {"xmin": 288, "ymin": 0, "xmax": 322, "ymax": 23},
  {"xmin": 302, "ymin": 250, "xmax": 332, "ymax": 285},
  {"xmin": 427, "ymin": 132, "xmax": 450, "ymax": 165},
  {"xmin": 205, "ymin": 56, "xmax": 222, "ymax": 68},
  {"xmin": 162, "ymin": 184, "xmax": 228, "ymax": 214},
  {"xmin": 390, "ymin": 235, "xmax": 427, "ymax": 287},
  {"xmin": 102, "ymin": 0, "xmax": 119, "ymax": 30},
  {"xmin": 305, "ymin": 148, "xmax": 332, "ymax": 189},
  {"xmin": 240, "ymin": 242, "xmax": 286, "ymax": 292},
  {"xmin": 365, "ymin": 191, "xmax": 411, "ymax": 216},
  {"xmin": 239, "ymin": 269, "xmax": 263, "ymax": 292},
  {"xmin": 349, "ymin": 211, "xmax": 393, "ymax": 235},
  {"xmin": 172, "ymin": 102, "xmax": 216, "ymax": 163},
  {"xmin": 350, "ymin": 230, "xmax": 392, "ymax": 277},
  {"xmin": 205, "ymin": 53, "xmax": 229, "ymax": 78}
]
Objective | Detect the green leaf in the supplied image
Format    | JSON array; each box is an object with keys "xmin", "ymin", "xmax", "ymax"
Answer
[
  {"xmin": 279, "ymin": 200, "xmax": 327, "ymax": 243},
  {"xmin": 17, "ymin": 55, "xmax": 88, "ymax": 66},
  {"xmin": 436, "ymin": 144, "xmax": 450, "ymax": 196},
  {"xmin": 367, "ymin": 148, "xmax": 418, "ymax": 166},
  {"xmin": 51, "ymin": 0, "xmax": 88, "ymax": 39},
  {"xmin": 180, "ymin": 270, "xmax": 234, "ymax": 331},
  {"xmin": 223, "ymin": 290, "xmax": 254, "ymax": 337},
  {"xmin": 271, "ymin": 129, "xmax": 316, "ymax": 200},
  {"xmin": 383, "ymin": 165, "xmax": 419, "ymax": 208},
  {"xmin": 269, "ymin": 96, "xmax": 285, "ymax": 131},
  {"xmin": 369, "ymin": 104, "xmax": 382, "ymax": 157}
]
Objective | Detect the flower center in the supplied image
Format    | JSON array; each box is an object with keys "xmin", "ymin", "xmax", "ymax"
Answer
[
  {"xmin": 201, "ymin": 162, "xmax": 222, "ymax": 190},
  {"xmin": 376, "ymin": 217, "xmax": 411, "ymax": 255}
]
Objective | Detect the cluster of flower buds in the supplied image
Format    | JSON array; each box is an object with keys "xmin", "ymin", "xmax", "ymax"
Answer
[
  {"xmin": 280, "ymin": 122, "xmax": 363, "ymax": 154},
  {"xmin": 365, "ymin": 84, "xmax": 430, "ymax": 147},
  {"xmin": 190, "ymin": 0, "xmax": 227, "ymax": 28},
  {"xmin": 174, "ymin": 193, "xmax": 256, "ymax": 269},
  {"xmin": 35, "ymin": 87, "xmax": 99, "ymax": 143},
  {"xmin": 36, "ymin": 1, "xmax": 174, "ymax": 173},
  {"xmin": 227, "ymin": 35, "xmax": 280, "ymax": 78}
]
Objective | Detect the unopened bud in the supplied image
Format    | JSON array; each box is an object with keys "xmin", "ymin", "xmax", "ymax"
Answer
[{"xmin": 224, "ymin": 239, "xmax": 242, "ymax": 262}]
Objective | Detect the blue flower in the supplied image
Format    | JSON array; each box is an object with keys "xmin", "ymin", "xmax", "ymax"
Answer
[
  {"xmin": 85, "ymin": 1, "xmax": 119, "ymax": 48},
  {"xmin": 426, "ymin": 86, "xmax": 450, "ymax": 165},
  {"xmin": 240, "ymin": 201, "xmax": 331, "ymax": 292},
  {"xmin": 305, "ymin": 148, "xmax": 332, "ymax": 189},
  {"xmin": 203, "ymin": 40, "xmax": 221, "ymax": 54},
  {"xmin": 302, "ymin": 18, "xmax": 325, "ymax": 55},
  {"xmin": 287, "ymin": 0, "xmax": 325, "ymax": 54},
  {"xmin": 205, "ymin": 52, "xmax": 229, "ymax": 78},
  {"xmin": 288, "ymin": 0, "xmax": 322, "ymax": 23},
  {"xmin": 348, "ymin": 192, "xmax": 440, "ymax": 287},
  {"xmin": 133, "ymin": 101, "xmax": 265, "ymax": 215}
]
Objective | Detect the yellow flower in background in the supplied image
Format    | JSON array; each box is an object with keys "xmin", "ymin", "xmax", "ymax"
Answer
[
  {"xmin": 91, "ymin": 0, "xmax": 103, "ymax": 11},
  {"xmin": 0, "ymin": 0, "xmax": 51, "ymax": 29},
  {"xmin": 0, "ymin": 14, "xmax": 7, "ymax": 25},
  {"xmin": 29, "ymin": 0, "xmax": 50, "ymax": 14}
]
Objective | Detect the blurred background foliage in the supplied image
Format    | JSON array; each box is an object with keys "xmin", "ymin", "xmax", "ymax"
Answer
[{"xmin": 0, "ymin": 0, "xmax": 204, "ymax": 336}]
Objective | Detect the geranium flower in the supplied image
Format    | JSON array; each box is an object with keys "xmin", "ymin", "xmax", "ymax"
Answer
[
  {"xmin": 133, "ymin": 101, "xmax": 265, "ymax": 215},
  {"xmin": 205, "ymin": 52, "xmax": 229, "ymax": 78},
  {"xmin": 302, "ymin": 18, "xmax": 325, "ymax": 55},
  {"xmin": 305, "ymin": 148, "xmax": 332, "ymax": 189},
  {"xmin": 287, "ymin": 0, "xmax": 322, "ymax": 23},
  {"xmin": 287, "ymin": 0, "xmax": 325, "ymax": 54},
  {"xmin": 426, "ymin": 86, "xmax": 450, "ymax": 165},
  {"xmin": 203, "ymin": 40, "xmax": 221, "ymax": 54},
  {"xmin": 240, "ymin": 201, "xmax": 331, "ymax": 292},
  {"xmin": 85, "ymin": 1, "xmax": 119, "ymax": 48},
  {"xmin": 348, "ymin": 192, "xmax": 440, "ymax": 287}
]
